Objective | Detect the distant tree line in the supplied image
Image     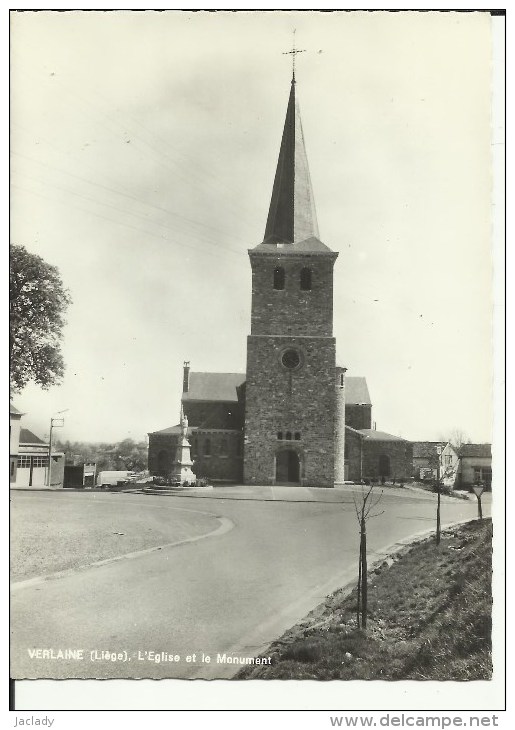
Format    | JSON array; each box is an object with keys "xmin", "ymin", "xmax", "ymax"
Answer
[
  {"xmin": 56, "ymin": 438, "xmax": 147, "ymax": 473},
  {"xmin": 438, "ymin": 429, "xmax": 472, "ymax": 449}
]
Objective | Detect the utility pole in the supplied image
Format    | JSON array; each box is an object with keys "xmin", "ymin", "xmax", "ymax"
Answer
[
  {"xmin": 47, "ymin": 421, "xmax": 53, "ymax": 487},
  {"xmin": 46, "ymin": 410, "xmax": 67, "ymax": 487}
]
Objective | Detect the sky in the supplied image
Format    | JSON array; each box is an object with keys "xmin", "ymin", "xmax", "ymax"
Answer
[{"xmin": 10, "ymin": 10, "xmax": 496, "ymax": 445}]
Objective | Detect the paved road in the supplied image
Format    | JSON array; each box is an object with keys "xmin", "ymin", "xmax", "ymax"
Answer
[{"xmin": 10, "ymin": 487, "xmax": 490, "ymax": 680}]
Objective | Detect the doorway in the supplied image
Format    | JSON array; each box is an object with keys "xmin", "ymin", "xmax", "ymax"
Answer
[{"xmin": 275, "ymin": 449, "xmax": 300, "ymax": 484}]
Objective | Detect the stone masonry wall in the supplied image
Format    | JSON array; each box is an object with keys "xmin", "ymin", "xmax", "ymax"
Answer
[
  {"xmin": 345, "ymin": 404, "xmax": 372, "ymax": 430},
  {"xmin": 191, "ymin": 430, "xmax": 243, "ymax": 482},
  {"xmin": 148, "ymin": 431, "xmax": 243, "ymax": 482},
  {"xmin": 183, "ymin": 401, "xmax": 244, "ymax": 429},
  {"xmin": 148, "ymin": 434, "xmax": 174, "ymax": 476},
  {"xmin": 244, "ymin": 334, "xmax": 336, "ymax": 487},
  {"xmin": 249, "ymin": 253, "xmax": 336, "ymax": 337},
  {"xmin": 361, "ymin": 440, "xmax": 413, "ymax": 481}
]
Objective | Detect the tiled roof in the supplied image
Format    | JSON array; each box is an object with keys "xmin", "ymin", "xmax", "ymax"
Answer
[
  {"xmin": 458, "ymin": 443, "xmax": 491, "ymax": 458},
  {"xmin": 183, "ymin": 372, "xmax": 246, "ymax": 403},
  {"xmin": 345, "ymin": 377, "xmax": 371, "ymax": 406},
  {"xmin": 20, "ymin": 428, "xmax": 46, "ymax": 445},
  {"xmin": 149, "ymin": 424, "xmax": 198, "ymax": 436},
  {"xmin": 181, "ymin": 372, "xmax": 369, "ymax": 406},
  {"xmin": 10, "ymin": 403, "xmax": 23, "ymax": 415},
  {"xmin": 412, "ymin": 441, "xmax": 446, "ymax": 458},
  {"xmin": 359, "ymin": 429, "xmax": 409, "ymax": 442}
]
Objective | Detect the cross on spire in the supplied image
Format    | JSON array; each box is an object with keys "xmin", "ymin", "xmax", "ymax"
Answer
[{"xmin": 282, "ymin": 29, "xmax": 306, "ymax": 82}]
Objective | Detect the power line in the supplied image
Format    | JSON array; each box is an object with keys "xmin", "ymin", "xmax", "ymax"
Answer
[
  {"xmin": 11, "ymin": 182, "xmax": 248, "ymax": 267},
  {"xmin": 11, "ymin": 148, "xmax": 252, "ymax": 248},
  {"xmin": 11, "ymin": 61, "xmax": 260, "ymax": 234}
]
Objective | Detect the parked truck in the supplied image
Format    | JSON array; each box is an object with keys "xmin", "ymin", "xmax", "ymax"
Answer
[{"xmin": 96, "ymin": 470, "xmax": 136, "ymax": 489}]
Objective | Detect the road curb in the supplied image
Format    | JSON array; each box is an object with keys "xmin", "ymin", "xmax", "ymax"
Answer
[
  {"xmin": 201, "ymin": 515, "xmax": 484, "ymax": 680},
  {"xmin": 11, "ymin": 512, "xmax": 235, "ymax": 593},
  {"xmin": 135, "ymin": 489, "xmax": 461, "ymax": 506}
]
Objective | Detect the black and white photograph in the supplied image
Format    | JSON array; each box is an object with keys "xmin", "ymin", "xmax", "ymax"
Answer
[{"xmin": 9, "ymin": 7, "xmax": 505, "ymax": 714}]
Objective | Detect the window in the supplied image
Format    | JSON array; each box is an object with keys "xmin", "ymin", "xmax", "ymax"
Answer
[
  {"xmin": 285, "ymin": 431, "xmax": 292, "ymax": 441},
  {"xmin": 277, "ymin": 432, "xmax": 283, "ymax": 440},
  {"xmin": 294, "ymin": 432, "xmax": 301, "ymax": 440},
  {"xmin": 220, "ymin": 438, "xmax": 227, "ymax": 456},
  {"xmin": 17, "ymin": 456, "xmax": 31, "ymax": 469},
  {"xmin": 300, "ymin": 267, "xmax": 312, "ymax": 290},
  {"xmin": 281, "ymin": 348, "xmax": 301, "ymax": 370},
  {"xmin": 33, "ymin": 456, "xmax": 49, "ymax": 468},
  {"xmin": 340, "ymin": 373, "xmax": 345, "ymax": 388},
  {"xmin": 204, "ymin": 438, "xmax": 211, "ymax": 456},
  {"xmin": 273, "ymin": 267, "xmax": 285, "ymax": 290},
  {"xmin": 473, "ymin": 467, "xmax": 490, "ymax": 483},
  {"xmin": 10, "ymin": 461, "xmax": 15, "ymax": 477}
]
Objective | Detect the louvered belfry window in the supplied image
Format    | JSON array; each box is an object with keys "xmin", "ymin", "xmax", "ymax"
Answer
[{"xmin": 273, "ymin": 267, "xmax": 285, "ymax": 290}]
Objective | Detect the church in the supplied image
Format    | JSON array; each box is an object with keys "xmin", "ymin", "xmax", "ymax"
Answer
[{"xmin": 148, "ymin": 74, "xmax": 413, "ymax": 488}]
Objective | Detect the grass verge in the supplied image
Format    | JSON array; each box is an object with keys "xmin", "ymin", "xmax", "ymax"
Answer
[
  {"xmin": 236, "ymin": 519, "xmax": 492, "ymax": 681},
  {"xmin": 410, "ymin": 481, "xmax": 471, "ymax": 500}
]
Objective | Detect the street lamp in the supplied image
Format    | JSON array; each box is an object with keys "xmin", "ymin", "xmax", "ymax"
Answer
[
  {"xmin": 47, "ymin": 409, "xmax": 68, "ymax": 487},
  {"xmin": 472, "ymin": 482, "xmax": 485, "ymax": 520}
]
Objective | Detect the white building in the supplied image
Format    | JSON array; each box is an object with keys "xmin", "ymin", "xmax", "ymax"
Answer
[{"xmin": 10, "ymin": 404, "xmax": 64, "ymax": 488}]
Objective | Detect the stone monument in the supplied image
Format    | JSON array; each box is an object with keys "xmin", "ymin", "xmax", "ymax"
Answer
[{"xmin": 170, "ymin": 405, "xmax": 196, "ymax": 486}]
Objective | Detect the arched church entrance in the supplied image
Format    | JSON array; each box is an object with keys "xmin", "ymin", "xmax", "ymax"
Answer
[{"xmin": 275, "ymin": 449, "xmax": 301, "ymax": 485}]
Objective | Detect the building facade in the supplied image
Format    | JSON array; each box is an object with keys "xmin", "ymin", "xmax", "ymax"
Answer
[
  {"xmin": 457, "ymin": 444, "xmax": 492, "ymax": 490},
  {"xmin": 9, "ymin": 404, "xmax": 64, "ymax": 488},
  {"xmin": 148, "ymin": 75, "xmax": 413, "ymax": 487},
  {"xmin": 412, "ymin": 441, "xmax": 460, "ymax": 488}
]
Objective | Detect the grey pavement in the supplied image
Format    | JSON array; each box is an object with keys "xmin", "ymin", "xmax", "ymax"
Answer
[
  {"xmin": 10, "ymin": 487, "xmax": 490, "ymax": 680},
  {"xmin": 138, "ymin": 482, "xmax": 475, "ymax": 504}
]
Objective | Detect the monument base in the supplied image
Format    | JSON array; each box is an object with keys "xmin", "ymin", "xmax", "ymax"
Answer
[{"xmin": 170, "ymin": 465, "xmax": 196, "ymax": 485}]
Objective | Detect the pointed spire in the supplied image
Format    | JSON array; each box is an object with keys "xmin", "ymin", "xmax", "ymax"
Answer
[{"xmin": 263, "ymin": 78, "xmax": 320, "ymax": 245}]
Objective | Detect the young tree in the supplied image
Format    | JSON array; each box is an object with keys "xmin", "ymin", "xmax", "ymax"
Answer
[
  {"xmin": 431, "ymin": 450, "xmax": 443, "ymax": 545},
  {"xmin": 10, "ymin": 244, "xmax": 71, "ymax": 393},
  {"xmin": 353, "ymin": 485, "xmax": 384, "ymax": 630}
]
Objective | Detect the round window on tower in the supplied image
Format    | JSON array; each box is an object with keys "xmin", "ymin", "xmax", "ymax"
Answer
[{"xmin": 281, "ymin": 348, "xmax": 302, "ymax": 370}]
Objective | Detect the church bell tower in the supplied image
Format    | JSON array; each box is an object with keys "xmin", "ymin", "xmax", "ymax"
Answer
[{"xmin": 243, "ymin": 76, "xmax": 338, "ymax": 487}]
